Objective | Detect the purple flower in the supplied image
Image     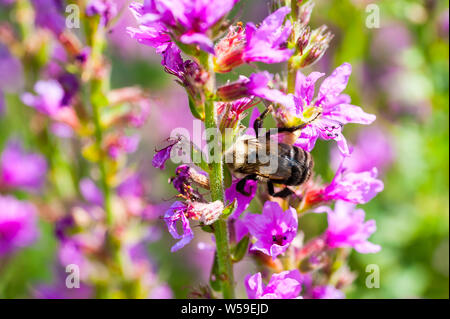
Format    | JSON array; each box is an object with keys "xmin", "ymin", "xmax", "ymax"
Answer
[
  {"xmin": 58, "ymin": 239, "xmax": 88, "ymax": 275},
  {"xmin": 86, "ymin": 0, "xmax": 118, "ymax": 27},
  {"xmin": 217, "ymin": 71, "xmax": 291, "ymax": 105},
  {"xmin": 322, "ymin": 165, "xmax": 384, "ymax": 204},
  {"xmin": 117, "ymin": 173, "xmax": 145, "ymax": 198},
  {"xmin": 214, "ymin": 7, "xmax": 294, "ymax": 72},
  {"xmin": 79, "ymin": 178, "xmax": 104, "ymax": 206},
  {"xmin": 106, "ymin": 134, "xmax": 140, "ymax": 159},
  {"xmin": 164, "ymin": 201, "xmax": 194, "ymax": 252},
  {"xmin": 243, "ymin": 201, "xmax": 297, "ymax": 258},
  {"xmin": 149, "ymin": 284, "xmax": 173, "ymax": 299},
  {"xmin": 164, "ymin": 200, "xmax": 223, "ymax": 252},
  {"xmin": 225, "ymin": 178, "xmax": 257, "ymax": 219},
  {"xmin": 277, "ymin": 63, "xmax": 376, "ymax": 155},
  {"xmin": 0, "ymin": 140, "xmax": 47, "ymax": 191},
  {"xmin": 152, "ymin": 137, "xmax": 181, "ymax": 170},
  {"xmin": 0, "ymin": 44, "xmax": 24, "ymax": 93},
  {"xmin": 31, "ymin": 0, "xmax": 65, "ymax": 35},
  {"xmin": 331, "ymin": 126, "xmax": 394, "ymax": 174},
  {"xmin": 310, "ymin": 285, "xmax": 345, "ymax": 299},
  {"xmin": 0, "ymin": 195, "xmax": 39, "ymax": 255},
  {"xmin": 245, "ymin": 270, "xmax": 303, "ymax": 299},
  {"xmin": 324, "ymin": 201, "xmax": 381, "ymax": 254},
  {"xmin": 21, "ymin": 80, "xmax": 65, "ymax": 116},
  {"xmin": 170, "ymin": 164, "xmax": 191, "ymax": 194},
  {"xmin": 128, "ymin": 0, "xmax": 239, "ymax": 54},
  {"xmin": 161, "ymin": 44, "xmax": 207, "ymax": 100},
  {"xmin": 34, "ymin": 281, "xmax": 93, "ymax": 299},
  {"xmin": 243, "ymin": 7, "xmax": 293, "ymax": 63}
]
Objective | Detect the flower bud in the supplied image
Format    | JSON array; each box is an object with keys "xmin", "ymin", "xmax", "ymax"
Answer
[
  {"xmin": 297, "ymin": 26, "xmax": 311, "ymax": 55},
  {"xmin": 298, "ymin": 1, "xmax": 315, "ymax": 27},
  {"xmin": 298, "ymin": 26, "xmax": 333, "ymax": 68},
  {"xmin": 213, "ymin": 25, "xmax": 246, "ymax": 73},
  {"xmin": 217, "ymin": 80, "xmax": 250, "ymax": 102}
]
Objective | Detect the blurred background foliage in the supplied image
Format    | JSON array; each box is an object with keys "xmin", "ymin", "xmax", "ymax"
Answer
[{"xmin": 0, "ymin": 0, "xmax": 448, "ymax": 298}]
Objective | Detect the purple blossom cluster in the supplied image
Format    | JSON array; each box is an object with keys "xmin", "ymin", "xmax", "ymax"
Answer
[
  {"xmin": 142, "ymin": 1, "xmax": 385, "ymax": 299},
  {"xmin": 0, "ymin": 0, "xmax": 170, "ymax": 299}
]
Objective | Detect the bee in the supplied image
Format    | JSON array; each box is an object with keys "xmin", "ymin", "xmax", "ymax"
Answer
[{"xmin": 224, "ymin": 106, "xmax": 318, "ymax": 198}]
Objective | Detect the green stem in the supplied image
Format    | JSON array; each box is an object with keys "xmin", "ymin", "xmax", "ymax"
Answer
[
  {"xmin": 90, "ymin": 85, "xmax": 113, "ymax": 226},
  {"xmin": 287, "ymin": 59, "xmax": 297, "ymax": 94},
  {"xmin": 291, "ymin": 0, "xmax": 299, "ymax": 22},
  {"xmin": 204, "ymin": 99, "xmax": 235, "ymax": 299}
]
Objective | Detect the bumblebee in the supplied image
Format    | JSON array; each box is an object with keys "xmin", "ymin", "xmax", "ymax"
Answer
[{"xmin": 224, "ymin": 107, "xmax": 316, "ymax": 198}]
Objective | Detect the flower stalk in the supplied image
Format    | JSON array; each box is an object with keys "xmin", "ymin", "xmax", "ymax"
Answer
[{"xmin": 204, "ymin": 95, "xmax": 235, "ymax": 299}]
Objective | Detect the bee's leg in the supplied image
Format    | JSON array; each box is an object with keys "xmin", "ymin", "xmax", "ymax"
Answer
[
  {"xmin": 253, "ymin": 105, "xmax": 273, "ymax": 138},
  {"xmin": 265, "ymin": 112, "xmax": 322, "ymax": 138},
  {"xmin": 268, "ymin": 181, "xmax": 294, "ymax": 198},
  {"xmin": 236, "ymin": 174, "xmax": 258, "ymax": 196}
]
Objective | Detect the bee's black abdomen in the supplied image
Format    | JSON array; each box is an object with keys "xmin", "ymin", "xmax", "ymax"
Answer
[{"xmin": 284, "ymin": 146, "xmax": 313, "ymax": 186}]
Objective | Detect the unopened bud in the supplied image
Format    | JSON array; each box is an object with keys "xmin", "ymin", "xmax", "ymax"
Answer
[
  {"xmin": 217, "ymin": 81, "xmax": 249, "ymax": 102},
  {"xmin": 299, "ymin": 1, "xmax": 315, "ymax": 27},
  {"xmin": 213, "ymin": 25, "xmax": 246, "ymax": 73},
  {"xmin": 297, "ymin": 26, "xmax": 311, "ymax": 55}
]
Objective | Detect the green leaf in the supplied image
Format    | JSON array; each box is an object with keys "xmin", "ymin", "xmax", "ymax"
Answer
[
  {"xmin": 209, "ymin": 253, "xmax": 221, "ymax": 292},
  {"xmin": 221, "ymin": 199, "xmax": 237, "ymax": 219},
  {"xmin": 188, "ymin": 96, "xmax": 204, "ymax": 120},
  {"xmin": 201, "ymin": 225, "xmax": 214, "ymax": 233},
  {"xmin": 231, "ymin": 236, "xmax": 250, "ymax": 263},
  {"xmin": 223, "ymin": 165, "xmax": 232, "ymax": 189}
]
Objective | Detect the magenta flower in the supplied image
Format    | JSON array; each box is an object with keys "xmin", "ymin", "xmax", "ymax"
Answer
[
  {"xmin": 164, "ymin": 200, "xmax": 223, "ymax": 252},
  {"xmin": 331, "ymin": 127, "xmax": 394, "ymax": 174},
  {"xmin": 225, "ymin": 178, "xmax": 257, "ymax": 219},
  {"xmin": 0, "ymin": 195, "xmax": 39, "ymax": 255},
  {"xmin": 311, "ymin": 285, "xmax": 345, "ymax": 299},
  {"xmin": 217, "ymin": 71, "xmax": 291, "ymax": 106},
  {"xmin": 0, "ymin": 44, "xmax": 24, "ymax": 94},
  {"xmin": 106, "ymin": 134, "xmax": 140, "ymax": 159},
  {"xmin": 323, "ymin": 201, "xmax": 381, "ymax": 254},
  {"xmin": 86, "ymin": 0, "xmax": 118, "ymax": 27},
  {"xmin": 245, "ymin": 270, "xmax": 303, "ymax": 299},
  {"xmin": 161, "ymin": 44, "xmax": 207, "ymax": 100},
  {"xmin": 31, "ymin": 0, "xmax": 65, "ymax": 35},
  {"xmin": 34, "ymin": 280, "xmax": 93, "ymax": 299},
  {"xmin": 21, "ymin": 80, "xmax": 65, "ymax": 116},
  {"xmin": 0, "ymin": 140, "xmax": 47, "ymax": 191},
  {"xmin": 117, "ymin": 173, "xmax": 145, "ymax": 199},
  {"xmin": 214, "ymin": 7, "xmax": 294, "ymax": 72},
  {"xmin": 164, "ymin": 202, "xmax": 194, "ymax": 252},
  {"xmin": 243, "ymin": 201, "xmax": 298, "ymax": 258},
  {"xmin": 79, "ymin": 178, "xmax": 104, "ymax": 206},
  {"xmin": 278, "ymin": 63, "xmax": 376, "ymax": 155},
  {"xmin": 152, "ymin": 137, "xmax": 181, "ymax": 170},
  {"xmin": 322, "ymin": 165, "xmax": 384, "ymax": 204},
  {"xmin": 128, "ymin": 0, "xmax": 239, "ymax": 54},
  {"xmin": 244, "ymin": 7, "xmax": 293, "ymax": 63}
]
